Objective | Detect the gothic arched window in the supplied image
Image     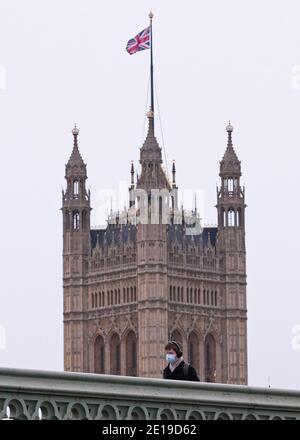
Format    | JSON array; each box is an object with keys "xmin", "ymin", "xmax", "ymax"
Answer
[
  {"xmin": 94, "ymin": 335, "xmax": 105, "ymax": 374},
  {"xmin": 170, "ymin": 330, "xmax": 183, "ymax": 347},
  {"xmin": 82, "ymin": 210, "xmax": 87, "ymax": 230},
  {"xmin": 228, "ymin": 208, "xmax": 235, "ymax": 227},
  {"xmin": 228, "ymin": 177, "xmax": 233, "ymax": 192},
  {"xmin": 126, "ymin": 331, "xmax": 137, "ymax": 377},
  {"xmin": 65, "ymin": 210, "xmax": 70, "ymax": 230},
  {"xmin": 73, "ymin": 179, "xmax": 79, "ymax": 197},
  {"xmin": 223, "ymin": 208, "xmax": 226, "ymax": 227},
  {"xmin": 204, "ymin": 334, "xmax": 216, "ymax": 382},
  {"xmin": 188, "ymin": 332, "xmax": 199, "ymax": 371},
  {"xmin": 110, "ymin": 333, "xmax": 121, "ymax": 375},
  {"xmin": 73, "ymin": 211, "xmax": 80, "ymax": 230},
  {"xmin": 237, "ymin": 207, "xmax": 242, "ymax": 227}
]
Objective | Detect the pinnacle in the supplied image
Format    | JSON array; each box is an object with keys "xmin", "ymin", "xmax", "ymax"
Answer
[
  {"xmin": 140, "ymin": 113, "xmax": 162, "ymax": 163},
  {"xmin": 67, "ymin": 125, "xmax": 85, "ymax": 166},
  {"xmin": 220, "ymin": 122, "xmax": 241, "ymax": 174},
  {"xmin": 65, "ymin": 125, "xmax": 87, "ymax": 179}
]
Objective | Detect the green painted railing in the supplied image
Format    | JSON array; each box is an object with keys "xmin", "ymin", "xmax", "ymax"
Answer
[{"xmin": 0, "ymin": 367, "xmax": 299, "ymax": 420}]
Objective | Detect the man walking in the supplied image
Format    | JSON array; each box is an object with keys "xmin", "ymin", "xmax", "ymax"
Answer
[{"xmin": 163, "ymin": 341, "xmax": 200, "ymax": 381}]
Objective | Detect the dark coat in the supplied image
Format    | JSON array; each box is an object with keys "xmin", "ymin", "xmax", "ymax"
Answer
[{"xmin": 163, "ymin": 360, "xmax": 200, "ymax": 381}]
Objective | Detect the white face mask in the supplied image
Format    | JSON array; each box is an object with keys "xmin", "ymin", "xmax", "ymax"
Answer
[{"xmin": 166, "ymin": 353, "xmax": 177, "ymax": 364}]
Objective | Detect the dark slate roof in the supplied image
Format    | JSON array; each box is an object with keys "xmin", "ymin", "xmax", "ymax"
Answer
[
  {"xmin": 90, "ymin": 224, "xmax": 217, "ymax": 249},
  {"xmin": 202, "ymin": 227, "xmax": 218, "ymax": 246},
  {"xmin": 167, "ymin": 224, "xmax": 217, "ymax": 246},
  {"xmin": 90, "ymin": 224, "xmax": 136, "ymax": 249}
]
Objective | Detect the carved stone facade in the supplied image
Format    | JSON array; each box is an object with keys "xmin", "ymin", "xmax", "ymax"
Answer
[{"xmin": 62, "ymin": 116, "xmax": 248, "ymax": 384}]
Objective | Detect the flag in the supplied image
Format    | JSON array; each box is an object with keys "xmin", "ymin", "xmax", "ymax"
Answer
[{"xmin": 126, "ymin": 26, "xmax": 150, "ymax": 55}]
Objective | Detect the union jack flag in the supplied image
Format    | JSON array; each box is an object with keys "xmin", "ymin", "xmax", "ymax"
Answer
[{"xmin": 126, "ymin": 26, "xmax": 150, "ymax": 55}]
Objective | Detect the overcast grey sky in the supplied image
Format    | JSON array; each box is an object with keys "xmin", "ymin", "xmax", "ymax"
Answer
[{"xmin": 0, "ymin": 0, "xmax": 300, "ymax": 390}]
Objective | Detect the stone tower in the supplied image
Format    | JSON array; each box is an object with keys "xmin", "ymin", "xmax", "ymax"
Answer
[
  {"xmin": 62, "ymin": 125, "xmax": 91, "ymax": 372},
  {"xmin": 61, "ymin": 118, "xmax": 248, "ymax": 384},
  {"xmin": 136, "ymin": 112, "xmax": 171, "ymax": 377},
  {"xmin": 216, "ymin": 122, "xmax": 248, "ymax": 384}
]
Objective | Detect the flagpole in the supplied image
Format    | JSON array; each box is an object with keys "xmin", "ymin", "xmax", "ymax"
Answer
[{"xmin": 149, "ymin": 10, "xmax": 154, "ymax": 116}]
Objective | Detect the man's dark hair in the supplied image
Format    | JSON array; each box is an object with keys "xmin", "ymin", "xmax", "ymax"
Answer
[{"xmin": 165, "ymin": 340, "xmax": 183, "ymax": 358}]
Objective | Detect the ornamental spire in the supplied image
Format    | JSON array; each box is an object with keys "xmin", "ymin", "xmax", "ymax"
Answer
[
  {"xmin": 172, "ymin": 160, "xmax": 176, "ymax": 188},
  {"xmin": 130, "ymin": 161, "xmax": 135, "ymax": 188},
  {"xmin": 66, "ymin": 124, "xmax": 86, "ymax": 178},
  {"xmin": 226, "ymin": 120, "xmax": 233, "ymax": 146},
  {"xmin": 219, "ymin": 121, "xmax": 241, "ymax": 177}
]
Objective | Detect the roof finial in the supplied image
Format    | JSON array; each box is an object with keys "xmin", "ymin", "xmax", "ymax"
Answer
[
  {"xmin": 72, "ymin": 123, "xmax": 79, "ymax": 147},
  {"xmin": 172, "ymin": 160, "xmax": 176, "ymax": 187},
  {"xmin": 194, "ymin": 193, "xmax": 197, "ymax": 215},
  {"xmin": 130, "ymin": 160, "xmax": 135, "ymax": 188},
  {"xmin": 149, "ymin": 10, "xmax": 154, "ymax": 19},
  {"xmin": 226, "ymin": 120, "xmax": 233, "ymax": 146}
]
